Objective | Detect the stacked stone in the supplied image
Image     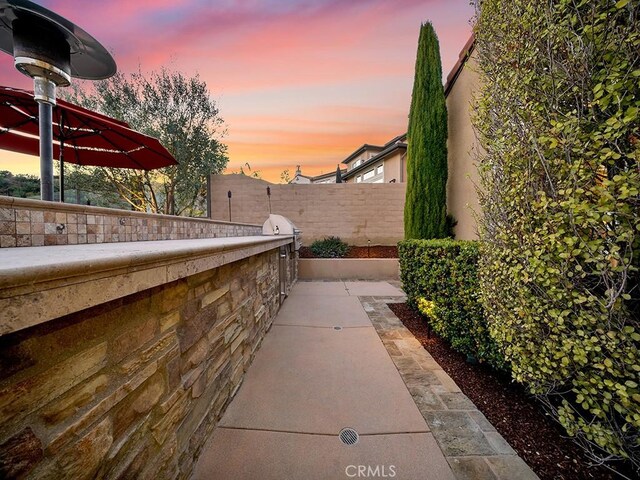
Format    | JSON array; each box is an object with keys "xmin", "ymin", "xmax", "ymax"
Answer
[{"xmin": 0, "ymin": 249, "xmax": 290, "ymax": 479}]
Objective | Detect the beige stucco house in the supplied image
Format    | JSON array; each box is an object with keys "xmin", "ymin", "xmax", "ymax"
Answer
[
  {"xmin": 289, "ymin": 166, "xmax": 312, "ymax": 184},
  {"xmin": 443, "ymin": 36, "xmax": 481, "ymax": 240},
  {"xmin": 341, "ymin": 134, "xmax": 407, "ymax": 184}
]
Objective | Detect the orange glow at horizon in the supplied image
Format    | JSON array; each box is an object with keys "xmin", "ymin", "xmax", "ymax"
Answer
[{"xmin": 0, "ymin": 0, "xmax": 474, "ymax": 184}]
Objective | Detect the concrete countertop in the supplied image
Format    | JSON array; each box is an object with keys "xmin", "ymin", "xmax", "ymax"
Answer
[{"xmin": 0, "ymin": 235, "xmax": 294, "ymax": 336}]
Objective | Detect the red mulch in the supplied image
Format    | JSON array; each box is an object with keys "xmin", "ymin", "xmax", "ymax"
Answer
[
  {"xmin": 388, "ymin": 302, "xmax": 628, "ymax": 480},
  {"xmin": 299, "ymin": 245, "xmax": 398, "ymax": 259}
]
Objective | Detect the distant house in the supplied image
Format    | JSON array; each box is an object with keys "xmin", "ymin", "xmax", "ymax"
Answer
[
  {"xmin": 289, "ymin": 165, "xmax": 312, "ymax": 184},
  {"xmin": 311, "ymin": 168, "xmax": 347, "ymax": 184},
  {"xmin": 341, "ymin": 134, "xmax": 407, "ymax": 184},
  {"xmin": 289, "ymin": 165, "xmax": 347, "ymax": 184}
]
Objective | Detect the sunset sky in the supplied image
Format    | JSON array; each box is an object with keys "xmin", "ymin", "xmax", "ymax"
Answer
[{"xmin": 0, "ymin": 0, "xmax": 474, "ymax": 183}]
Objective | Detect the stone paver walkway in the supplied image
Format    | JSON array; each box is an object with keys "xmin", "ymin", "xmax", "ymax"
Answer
[
  {"xmin": 193, "ymin": 281, "xmax": 537, "ymax": 480},
  {"xmin": 361, "ymin": 295, "xmax": 538, "ymax": 480}
]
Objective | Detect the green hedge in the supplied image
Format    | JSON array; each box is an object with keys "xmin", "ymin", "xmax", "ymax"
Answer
[
  {"xmin": 398, "ymin": 239, "xmax": 505, "ymax": 370},
  {"xmin": 474, "ymin": 0, "xmax": 639, "ymax": 470}
]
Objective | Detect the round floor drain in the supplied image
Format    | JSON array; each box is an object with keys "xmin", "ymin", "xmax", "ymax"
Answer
[
  {"xmin": 334, "ymin": 326, "xmax": 343, "ymax": 331},
  {"xmin": 339, "ymin": 427, "xmax": 359, "ymax": 445}
]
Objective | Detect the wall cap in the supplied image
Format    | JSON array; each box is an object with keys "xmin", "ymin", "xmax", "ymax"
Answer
[{"xmin": 0, "ymin": 235, "xmax": 293, "ymax": 335}]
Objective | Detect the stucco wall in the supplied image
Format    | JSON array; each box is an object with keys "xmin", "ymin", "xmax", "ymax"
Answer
[
  {"xmin": 210, "ymin": 174, "xmax": 406, "ymax": 245},
  {"xmin": 298, "ymin": 258, "xmax": 399, "ymax": 280},
  {"xmin": 383, "ymin": 151, "xmax": 406, "ymax": 183},
  {"xmin": 446, "ymin": 49, "xmax": 482, "ymax": 241}
]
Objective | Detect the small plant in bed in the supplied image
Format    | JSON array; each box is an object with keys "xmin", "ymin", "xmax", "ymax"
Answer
[{"xmin": 309, "ymin": 236, "xmax": 350, "ymax": 258}]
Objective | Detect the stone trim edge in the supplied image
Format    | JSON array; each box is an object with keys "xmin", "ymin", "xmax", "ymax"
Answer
[{"xmin": 0, "ymin": 236, "xmax": 294, "ymax": 336}]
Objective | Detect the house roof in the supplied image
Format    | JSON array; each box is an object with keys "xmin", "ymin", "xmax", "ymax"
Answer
[
  {"xmin": 290, "ymin": 173, "xmax": 312, "ymax": 184},
  {"xmin": 444, "ymin": 34, "xmax": 475, "ymax": 97},
  {"xmin": 342, "ymin": 141, "xmax": 407, "ymax": 180},
  {"xmin": 384, "ymin": 133, "xmax": 407, "ymax": 147},
  {"xmin": 337, "ymin": 36, "xmax": 474, "ymax": 177},
  {"xmin": 312, "ymin": 169, "xmax": 347, "ymax": 182},
  {"xmin": 340, "ymin": 144, "xmax": 385, "ymax": 165}
]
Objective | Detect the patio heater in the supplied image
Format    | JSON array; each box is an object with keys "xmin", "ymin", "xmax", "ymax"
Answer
[{"xmin": 0, "ymin": 0, "xmax": 116, "ymax": 201}]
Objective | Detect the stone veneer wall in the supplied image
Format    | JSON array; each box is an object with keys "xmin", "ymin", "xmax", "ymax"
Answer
[
  {"xmin": 209, "ymin": 174, "xmax": 406, "ymax": 246},
  {"xmin": 0, "ymin": 196, "xmax": 261, "ymax": 248},
  {"xmin": 0, "ymin": 248, "xmax": 288, "ymax": 479}
]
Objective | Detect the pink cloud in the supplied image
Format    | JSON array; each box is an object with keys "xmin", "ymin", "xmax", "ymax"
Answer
[{"xmin": 0, "ymin": 0, "xmax": 474, "ymax": 182}]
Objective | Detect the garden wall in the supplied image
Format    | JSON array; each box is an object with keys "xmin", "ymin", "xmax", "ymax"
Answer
[
  {"xmin": 0, "ymin": 235, "xmax": 296, "ymax": 479},
  {"xmin": 0, "ymin": 196, "xmax": 261, "ymax": 248},
  {"xmin": 446, "ymin": 47, "xmax": 482, "ymax": 241},
  {"xmin": 298, "ymin": 258, "xmax": 399, "ymax": 280},
  {"xmin": 209, "ymin": 174, "xmax": 406, "ymax": 245}
]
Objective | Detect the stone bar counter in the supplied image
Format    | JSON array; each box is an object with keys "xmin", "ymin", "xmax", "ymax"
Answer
[{"xmin": 0, "ymin": 234, "xmax": 297, "ymax": 479}]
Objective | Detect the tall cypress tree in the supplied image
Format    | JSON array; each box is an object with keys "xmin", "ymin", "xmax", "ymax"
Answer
[{"xmin": 404, "ymin": 22, "xmax": 448, "ymax": 239}]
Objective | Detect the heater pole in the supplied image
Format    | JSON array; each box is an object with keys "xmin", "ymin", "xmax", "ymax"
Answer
[
  {"xmin": 38, "ymin": 100, "xmax": 54, "ymax": 201},
  {"xmin": 59, "ymin": 141, "xmax": 65, "ymax": 202},
  {"xmin": 34, "ymin": 76, "xmax": 58, "ymax": 202}
]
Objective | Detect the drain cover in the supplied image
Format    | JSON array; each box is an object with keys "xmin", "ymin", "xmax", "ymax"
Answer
[
  {"xmin": 339, "ymin": 427, "xmax": 359, "ymax": 445},
  {"xmin": 334, "ymin": 326, "xmax": 343, "ymax": 331}
]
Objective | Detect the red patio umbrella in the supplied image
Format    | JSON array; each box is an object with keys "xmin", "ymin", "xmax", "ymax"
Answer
[{"xmin": 0, "ymin": 86, "xmax": 177, "ymax": 201}]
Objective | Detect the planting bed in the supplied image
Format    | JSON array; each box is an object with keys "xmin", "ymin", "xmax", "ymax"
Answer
[
  {"xmin": 388, "ymin": 302, "xmax": 626, "ymax": 480},
  {"xmin": 299, "ymin": 245, "xmax": 398, "ymax": 259}
]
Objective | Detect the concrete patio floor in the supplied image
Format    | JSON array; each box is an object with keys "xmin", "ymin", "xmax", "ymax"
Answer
[{"xmin": 193, "ymin": 281, "xmax": 535, "ymax": 480}]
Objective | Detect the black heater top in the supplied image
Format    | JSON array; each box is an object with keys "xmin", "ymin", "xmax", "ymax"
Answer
[
  {"xmin": 0, "ymin": 0, "xmax": 116, "ymax": 85},
  {"xmin": 0, "ymin": 0, "xmax": 117, "ymax": 202}
]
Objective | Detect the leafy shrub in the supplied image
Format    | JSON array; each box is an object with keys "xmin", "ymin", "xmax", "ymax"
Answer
[
  {"xmin": 310, "ymin": 236, "xmax": 350, "ymax": 258},
  {"xmin": 398, "ymin": 239, "xmax": 506, "ymax": 370},
  {"xmin": 474, "ymin": 0, "xmax": 640, "ymax": 470}
]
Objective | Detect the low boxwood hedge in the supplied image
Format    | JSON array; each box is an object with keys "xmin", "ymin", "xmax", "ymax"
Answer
[{"xmin": 398, "ymin": 239, "xmax": 506, "ymax": 371}]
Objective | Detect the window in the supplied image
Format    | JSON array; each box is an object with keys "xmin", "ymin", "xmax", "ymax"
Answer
[
  {"xmin": 376, "ymin": 164, "xmax": 383, "ymax": 175},
  {"xmin": 363, "ymin": 169, "xmax": 375, "ymax": 181},
  {"xmin": 356, "ymin": 175, "xmax": 362, "ymax": 183},
  {"xmin": 352, "ymin": 159, "xmax": 362, "ymax": 169}
]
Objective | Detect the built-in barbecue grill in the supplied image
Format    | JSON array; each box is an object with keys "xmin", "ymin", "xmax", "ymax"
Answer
[
  {"xmin": 262, "ymin": 214, "xmax": 301, "ymax": 251},
  {"xmin": 262, "ymin": 214, "xmax": 300, "ymax": 303}
]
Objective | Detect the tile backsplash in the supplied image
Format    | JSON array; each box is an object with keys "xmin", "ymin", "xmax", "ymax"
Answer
[{"xmin": 0, "ymin": 197, "xmax": 261, "ymax": 248}]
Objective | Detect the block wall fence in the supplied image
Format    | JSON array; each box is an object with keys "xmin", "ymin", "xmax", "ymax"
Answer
[{"xmin": 209, "ymin": 174, "xmax": 407, "ymax": 246}]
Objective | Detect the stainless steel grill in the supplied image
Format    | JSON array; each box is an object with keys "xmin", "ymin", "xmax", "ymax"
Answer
[
  {"xmin": 262, "ymin": 214, "xmax": 301, "ymax": 251},
  {"xmin": 263, "ymin": 214, "xmax": 300, "ymax": 303}
]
